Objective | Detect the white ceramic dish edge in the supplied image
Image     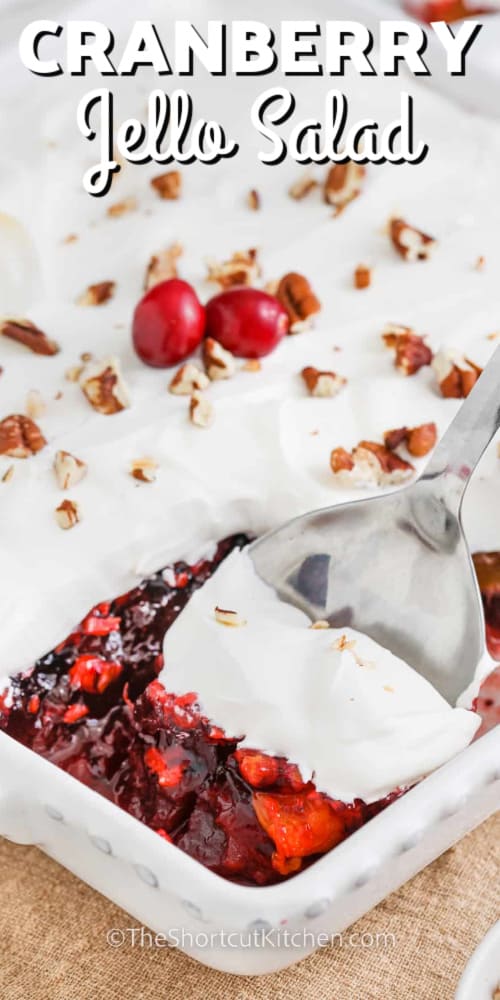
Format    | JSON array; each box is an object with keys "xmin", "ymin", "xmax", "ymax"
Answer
[{"xmin": 0, "ymin": 722, "xmax": 498, "ymax": 975}]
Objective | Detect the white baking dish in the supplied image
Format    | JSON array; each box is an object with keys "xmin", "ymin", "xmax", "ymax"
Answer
[
  {"xmin": 0, "ymin": 0, "xmax": 499, "ymax": 975},
  {"xmin": 1, "ymin": 718, "xmax": 498, "ymax": 974}
]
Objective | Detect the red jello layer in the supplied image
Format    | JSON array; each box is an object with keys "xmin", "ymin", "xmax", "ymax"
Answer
[{"xmin": 0, "ymin": 536, "xmax": 494, "ymax": 885}]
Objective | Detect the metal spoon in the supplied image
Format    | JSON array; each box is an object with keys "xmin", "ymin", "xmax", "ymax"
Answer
[{"xmin": 250, "ymin": 347, "xmax": 500, "ymax": 705}]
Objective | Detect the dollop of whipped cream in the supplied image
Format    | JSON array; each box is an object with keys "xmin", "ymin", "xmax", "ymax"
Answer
[{"xmin": 161, "ymin": 549, "xmax": 480, "ymax": 804}]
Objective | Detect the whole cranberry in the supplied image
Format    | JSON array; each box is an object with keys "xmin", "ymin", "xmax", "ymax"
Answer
[
  {"xmin": 205, "ymin": 288, "xmax": 289, "ymax": 358},
  {"xmin": 132, "ymin": 279, "xmax": 205, "ymax": 367}
]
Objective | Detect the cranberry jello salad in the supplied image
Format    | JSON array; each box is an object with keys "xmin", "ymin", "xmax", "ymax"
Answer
[{"xmin": 1, "ymin": 35, "xmax": 500, "ymax": 884}]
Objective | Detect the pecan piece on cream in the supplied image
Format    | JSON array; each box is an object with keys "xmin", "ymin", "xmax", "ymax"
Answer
[
  {"xmin": 354, "ymin": 265, "xmax": 372, "ymax": 290},
  {"xmin": 130, "ymin": 457, "xmax": 158, "ymax": 483},
  {"xmin": 247, "ymin": 189, "xmax": 261, "ymax": 211},
  {"xmin": 77, "ymin": 281, "xmax": 116, "ymax": 306},
  {"xmin": 144, "ymin": 243, "xmax": 183, "ymax": 291},
  {"xmin": 289, "ymin": 175, "xmax": 318, "ymax": 201},
  {"xmin": 54, "ymin": 450, "xmax": 87, "ymax": 489},
  {"xmin": 80, "ymin": 357, "xmax": 130, "ymax": 415},
  {"xmin": 0, "ymin": 414, "xmax": 47, "ymax": 458},
  {"xmin": 432, "ymin": 349, "xmax": 482, "ymax": 398},
  {"xmin": 301, "ymin": 366, "xmax": 346, "ymax": 398},
  {"xmin": 189, "ymin": 390, "xmax": 214, "ymax": 428},
  {"xmin": 169, "ymin": 362, "xmax": 209, "ymax": 396},
  {"xmin": 406, "ymin": 423, "xmax": 437, "ymax": 457},
  {"xmin": 203, "ymin": 338, "xmax": 236, "ymax": 381},
  {"xmin": 0, "ymin": 318, "xmax": 60, "ymax": 356},
  {"xmin": 214, "ymin": 606, "xmax": 247, "ymax": 627},
  {"xmin": 382, "ymin": 324, "xmax": 433, "ymax": 375},
  {"xmin": 107, "ymin": 196, "xmax": 137, "ymax": 218},
  {"xmin": 55, "ymin": 499, "xmax": 80, "ymax": 530},
  {"xmin": 1, "ymin": 465, "xmax": 14, "ymax": 483},
  {"xmin": 151, "ymin": 170, "xmax": 182, "ymax": 200},
  {"xmin": 383, "ymin": 427, "xmax": 408, "ymax": 451},
  {"xmin": 25, "ymin": 389, "xmax": 47, "ymax": 420},
  {"xmin": 206, "ymin": 248, "xmax": 259, "ymax": 289},
  {"xmin": 330, "ymin": 440, "xmax": 414, "ymax": 487},
  {"xmin": 65, "ymin": 364, "xmax": 84, "ymax": 383},
  {"xmin": 242, "ymin": 358, "xmax": 262, "ymax": 372},
  {"xmin": 384, "ymin": 423, "xmax": 437, "ymax": 458},
  {"xmin": 324, "ymin": 162, "xmax": 365, "ymax": 214},
  {"xmin": 389, "ymin": 218, "xmax": 436, "ymax": 262},
  {"xmin": 276, "ymin": 272, "xmax": 321, "ymax": 333}
]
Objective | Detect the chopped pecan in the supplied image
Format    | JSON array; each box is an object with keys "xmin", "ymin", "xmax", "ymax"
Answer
[
  {"xmin": 382, "ymin": 324, "xmax": 433, "ymax": 375},
  {"xmin": 144, "ymin": 243, "xmax": 183, "ymax": 291},
  {"xmin": 54, "ymin": 450, "xmax": 87, "ymax": 489},
  {"xmin": 203, "ymin": 338, "xmax": 236, "ymax": 381},
  {"xmin": 384, "ymin": 423, "xmax": 437, "ymax": 457},
  {"xmin": 0, "ymin": 318, "xmax": 59, "ymax": 356},
  {"xmin": 301, "ymin": 366, "xmax": 346, "ymax": 398},
  {"xmin": 206, "ymin": 249, "xmax": 259, "ymax": 289},
  {"xmin": 242, "ymin": 358, "xmax": 262, "ymax": 372},
  {"xmin": 106, "ymin": 196, "xmax": 137, "ymax": 218},
  {"xmin": 330, "ymin": 440, "xmax": 414, "ymax": 487},
  {"xmin": 130, "ymin": 457, "xmax": 158, "ymax": 483},
  {"xmin": 324, "ymin": 161, "xmax": 365, "ymax": 214},
  {"xmin": 77, "ymin": 281, "xmax": 116, "ymax": 306},
  {"xmin": 80, "ymin": 357, "xmax": 131, "ymax": 415},
  {"xmin": 276, "ymin": 273, "xmax": 321, "ymax": 333},
  {"xmin": 169, "ymin": 362, "xmax": 209, "ymax": 396},
  {"xmin": 329, "ymin": 447, "xmax": 355, "ymax": 473},
  {"xmin": 1, "ymin": 465, "xmax": 14, "ymax": 483},
  {"xmin": 247, "ymin": 189, "xmax": 261, "ymax": 211},
  {"xmin": 354, "ymin": 265, "xmax": 372, "ymax": 290},
  {"xmin": 55, "ymin": 499, "xmax": 80, "ymax": 530},
  {"xmin": 264, "ymin": 279, "xmax": 279, "ymax": 296},
  {"xmin": 433, "ymin": 350, "xmax": 482, "ymax": 398},
  {"xmin": 151, "ymin": 170, "xmax": 182, "ymax": 200},
  {"xmin": 0, "ymin": 414, "xmax": 47, "ymax": 458},
  {"xmin": 63, "ymin": 233, "xmax": 78, "ymax": 244},
  {"xmin": 407, "ymin": 423, "xmax": 437, "ymax": 457},
  {"xmin": 2, "ymin": 465, "xmax": 14, "ymax": 483},
  {"xmin": 474, "ymin": 255, "xmax": 486, "ymax": 272},
  {"xmin": 289, "ymin": 175, "xmax": 318, "ymax": 200},
  {"xmin": 310, "ymin": 620, "xmax": 330, "ymax": 630},
  {"xmin": 214, "ymin": 606, "xmax": 247, "ymax": 627},
  {"xmin": 389, "ymin": 218, "xmax": 436, "ymax": 262},
  {"xmin": 25, "ymin": 390, "xmax": 46, "ymax": 420},
  {"xmin": 383, "ymin": 427, "xmax": 409, "ymax": 451},
  {"xmin": 189, "ymin": 390, "xmax": 214, "ymax": 428},
  {"xmin": 65, "ymin": 364, "xmax": 84, "ymax": 383}
]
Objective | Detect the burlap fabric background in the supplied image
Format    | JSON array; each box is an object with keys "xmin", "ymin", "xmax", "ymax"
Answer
[{"xmin": 0, "ymin": 813, "xmax": 498, "ymax": 1000}]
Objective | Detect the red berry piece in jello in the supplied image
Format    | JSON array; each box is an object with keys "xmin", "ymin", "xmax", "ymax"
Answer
[
  {"xmin": 205, "ymin": 288, "xmax": 289, "ymax": 358},
  {"xmin": 132, "ymin": 279, "xmax": 206, "ymax": 367},
  {"xmin": 473, "ymin": 666, "xmax": 500, "ymax": 737}
]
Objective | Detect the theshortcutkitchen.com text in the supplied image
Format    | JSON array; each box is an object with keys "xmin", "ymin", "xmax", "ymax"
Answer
[{"xmin": 19, "ymin": 19, "xmax": 483, "ymax": 195}]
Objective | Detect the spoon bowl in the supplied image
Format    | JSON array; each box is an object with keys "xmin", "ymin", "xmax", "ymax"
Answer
[{"xmin": 251, "ymin": 347, "xmax": 500, "ymax": 704}]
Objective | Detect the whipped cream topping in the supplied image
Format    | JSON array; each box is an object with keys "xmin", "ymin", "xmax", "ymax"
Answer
[
  {"xmin": 1, "ymin": 0, "xmax": 500, "ymax": 678},
  {"xmin": 161, "ymin": 549, "xmax": 480, "ymax": 803}
]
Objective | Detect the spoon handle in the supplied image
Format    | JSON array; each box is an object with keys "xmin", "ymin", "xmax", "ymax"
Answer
[{"xmin": 419, "ymin": 345, "xmax": 500, "ymax": 510}]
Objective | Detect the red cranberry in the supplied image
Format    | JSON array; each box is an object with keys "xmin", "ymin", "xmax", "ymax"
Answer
[
  {"xmin": 205, "ymin": 288, "xmax": 289, "ymax": 358},
  {"xmin": 132, "ymin": 279, "xmax": 205, "ymax": 368}
]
